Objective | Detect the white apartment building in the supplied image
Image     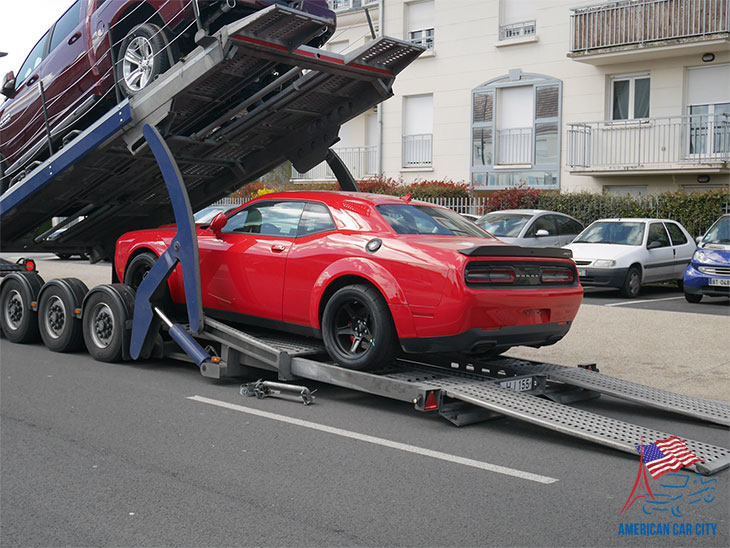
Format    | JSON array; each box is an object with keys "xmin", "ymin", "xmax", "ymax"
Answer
[{"xmin": 293, "ymin": 0, "xmax": 730, "ymax": 196}]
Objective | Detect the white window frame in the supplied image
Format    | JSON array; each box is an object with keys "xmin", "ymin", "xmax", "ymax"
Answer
[{"xmin": 609, "ymin": 72, "xmax": 650, "ymax": 121}]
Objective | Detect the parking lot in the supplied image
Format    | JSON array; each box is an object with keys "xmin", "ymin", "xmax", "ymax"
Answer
[{"xmin": 1, "ymin": 254, "xmax": 728, "ymax": 547}]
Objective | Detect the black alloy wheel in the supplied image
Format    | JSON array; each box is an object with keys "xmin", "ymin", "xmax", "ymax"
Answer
[{"xmin": 321, "ymin": 284, "xmax": 398, "ymax": 371}]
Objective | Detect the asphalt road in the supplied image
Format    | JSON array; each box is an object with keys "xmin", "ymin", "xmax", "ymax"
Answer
[
  {"xmin": 1, "ymin": 254, "xmax": 729, "ymax": 547},
  {"xmin": 583, "ymin": 285, "xmax": 729, "ymax": 316}
]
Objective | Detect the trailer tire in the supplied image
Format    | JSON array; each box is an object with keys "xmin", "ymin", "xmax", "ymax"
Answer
[
  {"xmin": 321, "ymin": 284, "xmax": 398, "ymax": 371},
  {"xmin": 0, "ymin": 278, "xmax": 40, "ymax": 343},
  {"xmin": 83, "ymin": 291, "xmax": 127, "ymax": 362},
  {"xmin": 116, "ymin": 23, "xmax": 170, "ymax": 97},
  {"xmin": 38, "ymin": 281, "xmax": 87, "ymax": 352}
]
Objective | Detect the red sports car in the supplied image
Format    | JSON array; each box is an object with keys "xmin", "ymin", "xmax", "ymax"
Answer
[{"xmin": 115, "ymin": 191, "xmax": 583, "ymax": 370}]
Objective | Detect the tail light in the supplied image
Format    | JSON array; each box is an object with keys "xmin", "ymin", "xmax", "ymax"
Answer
[
  {"xmin": 465, "ymin": 267, "xmax": 515, "ymax": 284},
  {"xmin": 24, "ymin": 259, "xmax": 36, "ymax": 272},
  {"xmin": 540, "ymin": 268, "xmax": 574, "ymax": 283}
]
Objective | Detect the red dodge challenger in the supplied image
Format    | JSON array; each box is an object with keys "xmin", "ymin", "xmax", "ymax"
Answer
[{"xmin": 115, "ymin": 191, "xmax": 583, "ymax": 370}]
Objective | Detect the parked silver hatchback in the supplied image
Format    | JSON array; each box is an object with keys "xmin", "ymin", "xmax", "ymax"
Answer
[{"xmin": 475, "ymin": 209, "xmax": 584, "ymax": 247}]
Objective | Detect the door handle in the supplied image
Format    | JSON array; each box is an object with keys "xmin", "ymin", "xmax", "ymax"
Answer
[
  {"xmin": 68, "ymin": 32, "xmax": 81, "ymax": 45},
  {"xmin": 26, "ymin": 75, "xmax": 38, "ymax": 86},
  {"xmin": 271, "ymin": 244, "xmax": 287, "ymax": 252}
]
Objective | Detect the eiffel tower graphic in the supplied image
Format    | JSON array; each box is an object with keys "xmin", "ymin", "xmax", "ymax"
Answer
[{"xmin": 619, "ymin": 439, "xmax": 656, "ymax": 516}]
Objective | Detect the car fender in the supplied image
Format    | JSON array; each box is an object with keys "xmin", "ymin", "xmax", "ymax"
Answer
[
  {"xmin": 309, "ymin": 257, "xmax": 415, "ymax": 334},
  {"xmin": 114, "ymin": 236, "xmax": 168, "ymax": 283}
]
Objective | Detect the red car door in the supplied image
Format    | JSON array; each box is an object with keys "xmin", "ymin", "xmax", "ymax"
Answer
[{"xmin": 198, "ymin": 200, "xmax": 305, "ymax": 322}]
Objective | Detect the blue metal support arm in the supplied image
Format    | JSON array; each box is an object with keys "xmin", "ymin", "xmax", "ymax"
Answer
[{"xmin": 129, "ymin": 125, "xmax": 208, "ymax": 365}]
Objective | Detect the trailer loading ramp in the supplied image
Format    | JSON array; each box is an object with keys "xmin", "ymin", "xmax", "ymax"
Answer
[{"xmin": 0, "ymin": 5, "xmax": 422, "ymax": 259}]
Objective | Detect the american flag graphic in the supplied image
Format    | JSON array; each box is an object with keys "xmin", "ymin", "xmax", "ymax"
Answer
[{"xmin": 635, "ymin": 436, "xmax": 703, "ymax": 479}]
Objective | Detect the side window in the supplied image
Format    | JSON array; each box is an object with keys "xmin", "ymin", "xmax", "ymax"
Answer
[
  {"xmin": 664, "ymin": 222, "xmax": 688, "ymax": 246},
  {"xmin": 297, "ymin": 202, "xmax": 336, "ymax": 237},
  {"xmin": 556, "ymin": 215, "xmax": 583, "ymax": 236},
  {"xmin": 526, "ymin": 215, "xmax": 557, "ymax": 237},
  {"xmin": 50, "ymin": 1, "xmax": 82, "ymax": 52},
  {"xmin": 222, "ymin": 201, "xmax": 304, "ymax": 236},
  {"xmin": 16, "ymin": 32, "xmax": 50, "ymax": 86},
  {"xmin": 647, "ymin": 222, "xmax": 670, "ymax": 247}
]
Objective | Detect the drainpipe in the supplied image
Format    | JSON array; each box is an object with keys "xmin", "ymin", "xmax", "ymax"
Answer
[{"xmin": 376, "ymin": 0, "xmax": 384, "ymax": 176}]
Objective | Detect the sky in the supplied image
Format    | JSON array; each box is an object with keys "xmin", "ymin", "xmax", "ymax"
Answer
[{"xmin": 0, "ymin": 0, "xmax": 74, "ymax": 79}]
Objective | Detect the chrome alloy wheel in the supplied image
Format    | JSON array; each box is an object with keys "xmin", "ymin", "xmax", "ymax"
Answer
[
  {"xmin": 43, "ymin": 295, "xmax": 66, "ymax": 339},
  {"xmin": 90, "ymin": 302, "xmax": 115, "ymax": 348},
  {"xmin": 122, "ymin": 36, "xmax": 155, "ymax": 92},
  {"xmin": 4, "ymin": 289, "xmax": 23, "ymax": 330}
]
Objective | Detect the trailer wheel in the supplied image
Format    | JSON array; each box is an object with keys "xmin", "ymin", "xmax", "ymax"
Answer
[
  {"xmin": 38, "ymin": 285, "xmax": 85, "ymax": 352},
  {"xmin": 83, "ymin": 291, "xmax": 127, "ymax": 362},
  {"xmin": 0, "ymin": 278, "xmax": 40, "ymax": 343},
  {"xmin": 116, "ymin": 23, "xmax": 170, "ymax": 97},
  {"xmin": 321, "ymin": 284, "xmax": 398, "ymax": 371}
]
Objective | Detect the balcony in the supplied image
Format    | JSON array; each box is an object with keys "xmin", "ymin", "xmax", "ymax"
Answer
[
  {"xmin": 496, "ymin": 127, "xmax": 533, "ymax": 165},
  {"xmin": 292, "ymin": 146, "xmax": 377, "ymax": 181},
  {"xmin": 567, "ymin": 114, "xmax": 730, "ymax": 174},
  {"xmin": 327, "ymin": 0, "xmax": 378, "ymax": 13},
  {"xmin": 569, "ymin": 0, "xmax": 729, "ymax": 64},
  {"xmin": 402, "ymin": 134, "xmax": 433, "ymax": 168}
]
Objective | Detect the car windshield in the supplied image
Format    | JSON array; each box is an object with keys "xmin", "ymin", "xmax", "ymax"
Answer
[
  {"xmin": 194, "ymin": 206, "xmax": 228, "ymax": 224},
  {"xmin": 376, "ymin": 204, "xmax": 491, "ymax": 237},
  {"xmin": 574, "ymin": 221, "xmax": 645, "ymax": 245},
  {"xmin": 702, "ymin": 216, "xmax": 730, "ymax": 245},
  {"xmin": 476, "ymin": 213, "xmax": 532, "ymax": 237}
]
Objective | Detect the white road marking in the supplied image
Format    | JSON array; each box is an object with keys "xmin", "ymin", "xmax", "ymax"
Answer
[
  {"xmin": 605, "ymin": 296, "xmax": 684, "ymax": 307},
  {"xmin": 187, "ymin": 395, "xmax": 559, "ymax": 484}
]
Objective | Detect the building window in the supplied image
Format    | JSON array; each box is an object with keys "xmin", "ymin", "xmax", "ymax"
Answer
[
  {"xmin": 471, "ymin": 71, "xmax": 560, "ymax": 189},
  {"xmin": 328, "ymin": 0, "xmax": 378, "ymax": 12},
  {"xmin": 686, "ymin": 64, "xmax": 730, "ymax": 157},
  {"xmin": 610, "ymin": 73, "xmax": 650, "ymax": 120},
  {"xmin": 403, "ymin": 94, "xmax": 433, "ymax": 168},
  {"xmin": 407, "ymin": 1, "xmax": 435, "ymax": 50},
  {"xmin": 499, "ymin": 0, "xmax": 536, "ymax": 41}
]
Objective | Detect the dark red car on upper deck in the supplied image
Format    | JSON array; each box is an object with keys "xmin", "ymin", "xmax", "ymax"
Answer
[
  {"xmin": 0, "ymin": 0, "xmax": 335, "ymax": 192},
  {"xmin": 115, "ymin": 191, "xmax": 584, "ymax": 370}
]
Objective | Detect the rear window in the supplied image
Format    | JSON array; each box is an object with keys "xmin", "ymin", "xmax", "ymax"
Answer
[
  {"xmin": 476, "ymin": 213, "xmax": 531, "ymax": 237},
  {"xmin": 376, "ymin": 204, "xmax": 490, "ymax": 237}
]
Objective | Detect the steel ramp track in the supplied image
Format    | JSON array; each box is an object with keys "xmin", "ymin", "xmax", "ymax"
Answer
[
  {"xmin": 0, "ymin": 4, "xmax": 423, "ymax": 257},
  {"xmin": 486, "ymin": 358, "xmax": 730, "ymax": 427},
  {"xmin": 383, "ymin": 365, "xmax": 730, "ymax": 476}
]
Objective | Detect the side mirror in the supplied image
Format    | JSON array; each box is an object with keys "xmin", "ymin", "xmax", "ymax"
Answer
[
  {"xmin": 535, "ymin": 229, "xmax": 550, "ymax": 237},
  {"xmin": 1, "ymin": 71, "xmax": 16, "ymax": 98},
  {"xmin": 209, "ymin": 212, "xmax": 227, "ymax": 239},
  {"xmin": 647, "ymin": 240, "xmax": 662, "ymax": 250},
  {"xmin": 695, "ymin": 236, "xmax": 702, "ymax": 245}
]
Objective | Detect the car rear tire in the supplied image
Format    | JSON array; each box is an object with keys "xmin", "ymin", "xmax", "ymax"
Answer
[
  {"xmin": 116, "ymin": 23, "xmax": 170, "ymax": 97},
  {"xmin": 620, "ymin": 266, "xmax": 641, "ymax": 298},
  {"xmin": 321, "ymin": 284, "xmax": 398, "ymax": 371},
  {"xmin": 684, "ymin": 292, "xmax": 702, "ymax": 303},
  {"xmin": 124, "ymin": 252, "xmax": 157, "ymax": 291}
]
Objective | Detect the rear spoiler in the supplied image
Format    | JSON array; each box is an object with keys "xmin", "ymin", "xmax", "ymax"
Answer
[{"xmin": 459, "ymin": 246, "xmax": 573, "ymax": 259}]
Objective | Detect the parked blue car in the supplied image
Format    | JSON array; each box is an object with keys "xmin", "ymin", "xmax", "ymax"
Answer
[{"xmin": 684, "ymin": 214, "xmax": 730, "ymax": 303}]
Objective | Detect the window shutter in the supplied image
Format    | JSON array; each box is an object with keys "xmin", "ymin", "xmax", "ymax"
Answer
[{"xmin": 407, "ymin": 1, "xmax": 434, "ymax": 32}]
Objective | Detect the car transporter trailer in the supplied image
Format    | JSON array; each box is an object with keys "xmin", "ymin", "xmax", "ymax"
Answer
[{"xmin": 1, "ymin": 4, "xmax": 728, "ymax": 477}]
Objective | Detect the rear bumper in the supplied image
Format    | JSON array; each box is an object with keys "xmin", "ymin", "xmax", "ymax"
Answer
[{"xmin": 400, "ymin": 321, "xmax": 572, "ymax": 354}]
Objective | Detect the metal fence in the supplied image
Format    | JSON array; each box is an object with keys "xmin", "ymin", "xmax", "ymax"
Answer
[
  {"xmin": 496, "ymin": 128, "xmax": 533, "ymax": 165},
  {"xmin": 570, "ymin": 0, "xmax": 730, "ymax": 51},
  {"xmin": 327, "ymin": 0, "xmax": 378, "ymax": 12},
  {"xmin": 292, "ymin": 146, "xmax": 377, "ymax": 180},
  {"xmin": 567, "ymin": 114, "xmax": 730, "ymax": 168},
  {"xmin": 402, "ymin": 134, "xmax": 433, "ymax": 168}
]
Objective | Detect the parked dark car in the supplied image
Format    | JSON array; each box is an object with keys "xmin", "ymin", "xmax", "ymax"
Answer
[{"xmin": 0, "ymin": 0, "xmax": 335, "ymax": 192}]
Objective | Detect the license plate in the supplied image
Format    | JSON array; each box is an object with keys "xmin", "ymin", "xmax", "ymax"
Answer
[
  {"xmin": 500, "ymin": 377, "xmax": 533, "ymax": 392},
  {"xmin": 709, "ymin": 278, "xmax": 730, "ymax": 287},
  {"xmin": 578, "ymin": 269, "xmax": 587, "ymax": 277}
]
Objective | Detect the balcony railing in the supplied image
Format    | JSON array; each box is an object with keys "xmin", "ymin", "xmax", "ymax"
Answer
[
  {"xmin": 496, "ymin": 127, "xmax": 533, "ymax": 165},
  {"xmin": 292, "ymin": 146, "xmax": 377, "ymax": 180},
  {"xmin": 402, "ymin": 134, "xmax": 433, "ymax": 168},
  {"xmin": 327, "ymin": 0, "xmax": 378, "ymax": 12},
  {"xmin": 499, "ymin": 20, "xmax": 537, "ymax": 40},
  {"xmin": 567, "ymin": 114, "xmax": 730, "ymax": 170},
  {"xmin": 570, "ymin": 0, "xmax": 729, "ymax": 52}
]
